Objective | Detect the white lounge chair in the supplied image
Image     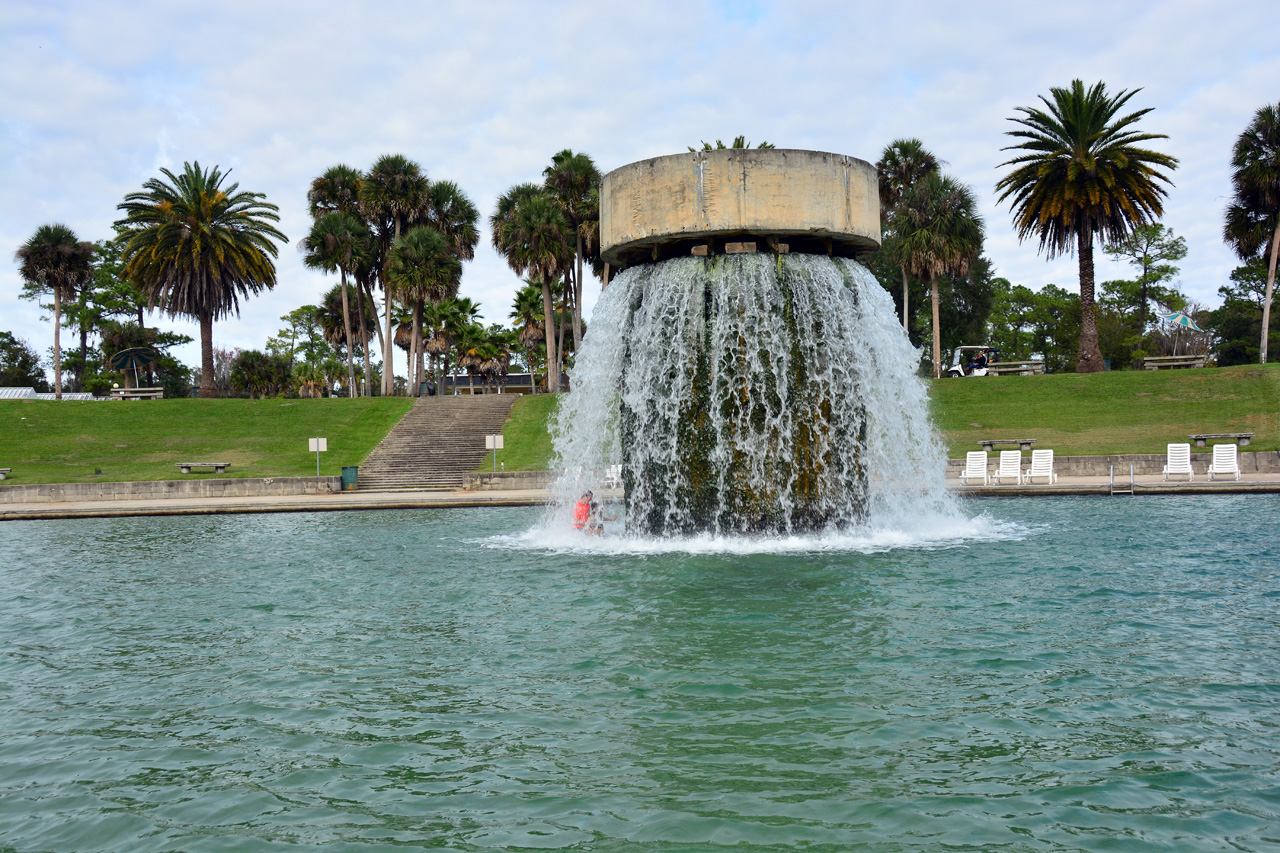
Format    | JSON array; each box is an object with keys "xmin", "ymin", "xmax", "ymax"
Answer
[
  {"xmin": 1024, "ymin": 449, "xmax": 1057, "ymax": 484},
  {"xmin": 960, "ymin": 451, "xmax": 989, "ymax": 485},
  {"xmin": 1163, "ymin": 443, "xmax": 1193, "ymax": 482},
  {"xmin": 1208, "ymin": 443, "xmax": 1241, "ymax": 481},
  {"xmin": 993, "ymin": 450, "xmax": 1023, "ymax": 484}
]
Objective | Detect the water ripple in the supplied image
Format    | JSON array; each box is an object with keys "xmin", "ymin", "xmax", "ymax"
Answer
[{"xmin": 1, "ymin": 497, "xmax": 1278, "ymax": 850}]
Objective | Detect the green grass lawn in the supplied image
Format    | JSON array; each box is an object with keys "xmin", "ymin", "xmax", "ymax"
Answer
[
  {"xmin": 487, "ymin": 365, "xmax": 1279, "ymax": 467},
  {"xmin": 929, "ymin": 362, "xmax": 1280, "ymax": 457},
  {"xmin": 0, "ymin": 397, "xmax": 412, "ymax": 484},
  {"xmin": 5, "ymin": 364, "xmax": 1276, "ymax": 487},
  {"xmin": 478, "ymin": 393, "xmax": 560, "ymax": 472}
]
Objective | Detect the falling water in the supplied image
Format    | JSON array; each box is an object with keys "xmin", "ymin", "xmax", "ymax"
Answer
[{"xmin": 550, "ymin": 253, "xmax": 955, "ymax": 537}]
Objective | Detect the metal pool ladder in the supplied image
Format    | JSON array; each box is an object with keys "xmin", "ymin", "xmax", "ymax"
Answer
[{"xmin": 1110, "ymin": 464, "xmax": 1134, "ymax": 496}]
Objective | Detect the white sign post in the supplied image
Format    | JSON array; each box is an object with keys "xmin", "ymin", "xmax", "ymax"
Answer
[
  {"xmin": 485, "ymin": 434, "xmax": 504, "ymax": 473},
  {"xmin": 308, "ymin": 437, "xmax": 328, "ymax": 476}
]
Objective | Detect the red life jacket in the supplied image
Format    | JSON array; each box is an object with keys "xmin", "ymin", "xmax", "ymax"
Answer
[{"xmin": 573, "ymin": 500, "xmax": 591, "ymax": 528}]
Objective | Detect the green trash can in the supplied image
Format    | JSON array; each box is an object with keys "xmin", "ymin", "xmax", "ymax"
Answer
[{"xmin": 341, "ymin": 466, "xmax": 359, "ymax": 490}]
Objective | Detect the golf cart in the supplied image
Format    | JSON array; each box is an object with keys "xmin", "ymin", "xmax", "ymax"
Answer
[{"xmin": 946, "ymin": 346, "xmax": 1000, "ymax": 378}]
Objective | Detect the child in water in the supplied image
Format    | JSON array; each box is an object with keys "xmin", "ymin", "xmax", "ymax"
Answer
[
  {"xmin": 587, "ymin": 500, "xmax": 618, "ymax": 536},
  {"xmin": 573, "ymin": 491, "xmax": 593, "ymax": 531}
]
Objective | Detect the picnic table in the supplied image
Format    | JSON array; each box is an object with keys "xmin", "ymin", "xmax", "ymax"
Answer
[
  {"xmin": 978, "ymin": 439, "xmax": 1037, "ymax": 452},
  {"xmin": 176, "ymin": 462, "xmax": 231, "ymax": 474},
  {"xmin": 1188, "ymin": 432, "xmax": 1254, "ymax": 447},
  {"xmin": 1142, "ymin": 354, "xmax": 1206, "ymax": 370},
  {"xmin": 111, "ymin": 387, "xmax": 164, "ymax": 400},
  {"xmin": 987, "ymin": 360, "xmax": 1046, "ymax": 376}
]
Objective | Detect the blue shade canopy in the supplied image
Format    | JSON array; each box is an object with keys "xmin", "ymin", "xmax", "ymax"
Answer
[{"xmin": 1156, "ymin": 311, "xmax": 1204, "ymax": 333}]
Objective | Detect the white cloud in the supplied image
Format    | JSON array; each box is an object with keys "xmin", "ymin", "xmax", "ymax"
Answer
[{"xmin": 2, "ymin": 0, "xmax": 1275, "ymax": 371}]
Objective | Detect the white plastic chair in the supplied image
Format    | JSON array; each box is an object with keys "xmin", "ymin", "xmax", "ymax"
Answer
[
  {"xmin": 993, "ymin": 450, "xmax": 1023, "ymax": 484},
  {"xmin": 960, "ymin": 451, "xmax": 989, "ymax": 485},
  {"xmin": 603, "ymin": 464, "xmax": 622, "ymax": 489},
  {"xmin": 1024, "ymin": 449, "xmax": 1058, "ymax": 484},
  {"xmin": 1208, "ymin": 444, "xmax": 1241, "ymax": 481},
  {"xmin": 1163, "ymin": 443, "xmax": 1193, "ymax": 482}
]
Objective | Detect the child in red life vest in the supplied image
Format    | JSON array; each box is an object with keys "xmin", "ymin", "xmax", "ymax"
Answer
[{"xmin": 573, "ymin": 491, "xmax": 593, "ymax": 531}]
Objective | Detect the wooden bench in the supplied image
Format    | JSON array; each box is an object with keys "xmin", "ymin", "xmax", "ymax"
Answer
[
  {"xmin": 987, "ymin": 360, "xmax": 1046, "ymax": 376},
  {"xmin": 1142, "ymin": 355, "xmax": 1206, "ymax": 370},
  {"xmin": 0, "ymin": 468, "xmax": 11, "ymax": 480},
  {"xmin": 1189, "ymin": 432, "xmax": 1255, "ymax": 447},
  {"xmin": 176, "ymin": 462, "xmax": 231, "ymax": 474},
  {"xmin": 978, "ymin": 439, "xmax": 1037, "ymax": 452},
  {"xmin": 111, "ymin": 387, "xmax": 165, "ymax": 400}
]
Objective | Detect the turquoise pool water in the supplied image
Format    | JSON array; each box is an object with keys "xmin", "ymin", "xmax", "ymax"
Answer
[{"xmin": 2, "ymin": 496, "xmax": 1278, "ymax": 851}]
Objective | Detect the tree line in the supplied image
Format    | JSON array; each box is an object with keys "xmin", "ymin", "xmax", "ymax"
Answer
[{"xmin": 10, "ymin": 87, "xmax": 1278, "ymax": 396}]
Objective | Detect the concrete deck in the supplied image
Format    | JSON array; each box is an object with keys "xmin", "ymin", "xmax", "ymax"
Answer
[
  {"xmin": 3, "ymin": 473, "xmax": 1278, "ymax": 521},
  {"xmin": 0, "ymin": 488, "xmax": 553, "ymax": 521},
  {"xmin": 952, "ymin": 471, "xmax": 1280, "ymax": 497}
]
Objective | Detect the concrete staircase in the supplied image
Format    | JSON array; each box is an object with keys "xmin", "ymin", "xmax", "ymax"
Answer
[{"xmin": 357, "ymin": 394, "xmax": 521, "ymax": 490}]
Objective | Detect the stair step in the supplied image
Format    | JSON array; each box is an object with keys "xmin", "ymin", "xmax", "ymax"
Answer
[{"xmin": 356, "ymin": 394, "xmax": 522, "ymax": 491}]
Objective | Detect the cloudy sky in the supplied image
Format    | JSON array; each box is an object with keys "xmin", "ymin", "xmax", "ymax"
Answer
[{"xmin": 2, "ymin": 0, "xmax": 1275, "ymax": 370}]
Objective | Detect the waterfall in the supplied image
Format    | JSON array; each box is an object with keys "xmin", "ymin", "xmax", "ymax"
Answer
[{"xmin": 549, "ymin": 253, "xmax": 955, "ymax": 537}]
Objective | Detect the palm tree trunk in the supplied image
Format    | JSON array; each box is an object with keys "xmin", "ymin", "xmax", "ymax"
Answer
[
  {"xmin": 360, "ymin": 278, "xmax": 379, "ymax": 396},
  {"xmin": 901, "ymin": 268, "xmax": 910, "ymax": 330},
  {"xmin": 558, "ymin": 290, "xmax": 568, "ymax": 384},
  {"xmin": 541, "ymin": 277, "xmax": 559, "ymax": 392},
  {"xmin": 383, "ymin": 219, "xmax": 400, "ymax": 395},
  {"xmin": 1260, "ymin": 221, "xmax": 1279, "ymax": 364},
  {"xmin": 78, "ymin": 293, "xmax": 89, "ymax": 391},
  {"xmin": 1076, "ymin": 227, "xmax": 1104, "ymax": 373},
  {"xmin": 340, "ymin": 273, "xmax": 356, "ymax": 397},
  {"xmin": 384, "ymin": 291, "xmax": 395, "ymax": 395},
  {"xmin": 412, "ymin": 300, "xmax": 424, "ymax": 396},
  {"xmin": 53, "ymin": 287, "xmax": 63, "ymax": 400},
  {"xmin": 930, "ymin": 273, "xmax": 941, "ymax": 379},
  {"xmin": 527, "ymin": 347, "xmax": 538, "ymax": 394},
  {"xmin": 198, "ymin": 311, "xmax": 216, "ymax": 397},
  {"xmin": 574, "ymin": 233, "xmax": 584, "ymax": 352}
]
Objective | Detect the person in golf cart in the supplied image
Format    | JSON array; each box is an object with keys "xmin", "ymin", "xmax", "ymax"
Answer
[{"xmin": 947, "ymin": 346, "xmax": 1000, "ymax": 377}]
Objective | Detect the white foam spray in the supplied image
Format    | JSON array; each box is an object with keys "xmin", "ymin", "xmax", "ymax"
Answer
[{"xmin": 534, "ymin": 254, "xmax": 973, "ymax": 550}]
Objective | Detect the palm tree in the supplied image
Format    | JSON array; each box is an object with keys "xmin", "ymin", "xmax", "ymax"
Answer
[
  {"xmin": 301, "ymin": 212, "xmax": 371, "ymax": 396},
  {"xmin": 15, "ymin": 223, "xmax": 94, "ymax": 399},
  {"xmin": 307, "ymin": 164, "xmax": 363, "ymax": 218},
  {"xmin": 1224, "ymin": 102, "xmax": 1280, "ymax": 363},
  {"xmin": 359, "ymin": 154, "xmax": 428, "ymax": 394},
  {"xmin": 996, "ymin": 80, "xmax": 1178, "ymax": 372},
  {"xmin": 417, "ymin": 178, "xmax": 479, "ymax": 388},
  {"xmin": 316, "ymin": 282, "xmax": 376, "ymax": 372},
  {"xmin": 438, "ymin": 296, "xmax": 481, "ymax": 390},
  {"xmin": 388, "ymin": 225, "xmax": 462, "ymax": 394},
  {"xmin": 877, "ymin": 139, "xmax": 940, "ymax": 329},
  {"xmin": 230, "ymin": 349, "xmax": 277, "ymax": 399},
  {"xmin": 116, "ymin": 161, "xmax": 287, "ymax": 397},
  {"xmin": 420, "ymin": 180, "xmax": 480, "ymax": 261},
  {"xmin": 895, "ymin": 173, "xmax": 986, "ymax": 378},
  {"xmin": 543, "ymin": 150, "xmax": 601, "ymax": 352},
  {"xmin": 492, "ymin": 186, "xmax": 573, "ymax": 392},
  {"xmin": 509, "ymin": 281, "xmax": 545, "ymax": 393},
  {"xmin": 350, "ymin": 241, "xmax": 380, "ymax": 395},
  {"xmin": 452, "ymin": 322, "xmax": 489, "ymax": 394},
  {"xmin": 295, "ymin": 361, "xmax": 324, "ymax": 399}
]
